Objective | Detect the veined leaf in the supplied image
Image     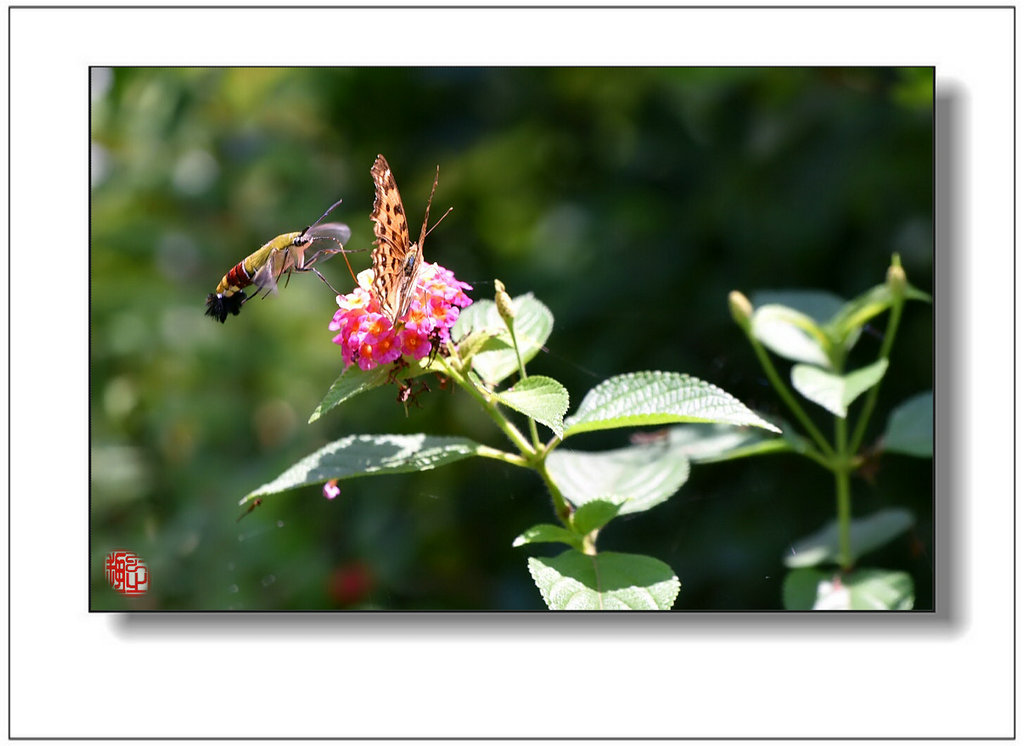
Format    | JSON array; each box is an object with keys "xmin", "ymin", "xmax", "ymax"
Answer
[
  {"xmin": 791, "ymin": 358, "xmax": 889, "ymax": 418},
  {"xmin": 451, "ymin": 297, "xmax": 498, "ymax": 335},
  {"xmin": 546, "ymin": 442, "xmax": 690, "ymax": 515},
  {"xmin": 784, "ymin": 507, "xmax": 915, "ymax": 568},
  {"xmin": 244, "ymin": 433, "xmax": 487, "ymax": 502},
  {"xmin": 528, "ymin": 550, "xmax": 680, "ymax": 610},
  {"xmin": 494, "ymin": 375, "xmax": 569, "ymax": 437},
  {"xmin": 563, "ymin": 371, "xmax": 780, "ymax": 437},
  {"xmin": 513, "ymin": 524, "xmax": 582, "ymax": 550},
  {"xmin": 883, "ymin": 391, "xmax": 933, "ymax": 457},
  {"xmin": 452, "ymin": 294, "xmax": 554, "ymax": 386}
]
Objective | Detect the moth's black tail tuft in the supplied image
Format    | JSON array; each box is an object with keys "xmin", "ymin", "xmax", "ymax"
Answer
[{"xmin": 205, "ymin": 292, "xmax": 246, "ymax": 323}]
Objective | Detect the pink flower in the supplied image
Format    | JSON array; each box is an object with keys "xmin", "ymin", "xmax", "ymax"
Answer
[
  {"xmin": 323, "ymin": 479, "xmax": 341, "ymax": 500},
  {"xmin": 330, "ymin": 264, "xmax": 472, "ymax": 371}
]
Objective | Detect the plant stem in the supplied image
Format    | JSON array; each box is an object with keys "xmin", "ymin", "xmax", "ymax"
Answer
[
  {"xmin": 507, "ymin": 317, "xmax": 543, "ymax": 451},
  {"xmin": 437, "ymin": 356, "xmax": 535, "ymax": 458},
  {"xmin": 539, "ymin": 434, "xmax": 563, "ymax": 459},
  {"xmin": 746, "ymin": 331, "xmax": 835, "ymax": 458},
  {"xmin": 536, "ymin": 459, "xmax": 574, "ymax": 528},
  {"xmin": 834, "ymin": 416, "xmax": 852, "ymax": 570},
  {"xmin": 581, "ymin": 530, "xmax": 598, "ymax": 556},
  {"xmin": 849, "ymin": 296, "xmax": 904, "ymax": 454}
]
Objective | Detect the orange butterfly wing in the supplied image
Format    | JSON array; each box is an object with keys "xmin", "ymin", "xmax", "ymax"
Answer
[{"xmin": 370, "ymin": 154, "xmax": 422, "ymax": 323}]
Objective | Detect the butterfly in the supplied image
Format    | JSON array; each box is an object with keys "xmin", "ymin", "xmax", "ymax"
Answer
[{"xmin": 369, "ymin": 154, "xmax": 442, "ymax": 325}]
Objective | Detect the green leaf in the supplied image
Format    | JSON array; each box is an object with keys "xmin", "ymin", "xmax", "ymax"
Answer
[
  {"xmin": 546, "ymin": 441, "xmax": 691, "ymax": 515},
  {"xmin": 309, "ymin": 365, "xmax": 392, "ymax": 423},
  {"xmin": 653, "ymin": 423, "xmax": 791, "ymax": 463},
  {"xmin": 309, "ymin": 358, "xmax": 434, "ymax": 423},
  {"xmin": 452, "ymin": 294, "xmax": 554, "ymax": 386},
  {"xmin": 494, "ymin": 375, "xmax": 570, "ymax": 437},
  {"xmin": 564, "ymin": 371, "xmax": 781, "ymax": 437},
  {"xmin": 784, "ymin": 507, "xmax": 915, "ymax": 568},
  {"xmin": 570, "ymin": 499, "xmax": 624, "ymax": 534},
  {"xmin": 528, "ymin": 550, "xmax": 680, "ymax": 610},
  {"xmin": 244, "ymin": 433, "xmax": 487, "ymax": 501},
  {"xmin": 783, "ymin": 567, "xmax": 914, "ymax": 610},
  {"xmin": 825, "ymin": 284, "xmax": 897, "ymax": 344},
  {"xmin": 883, "ymin": 391, "xmax": 933, "ymax": 457},
  {"xmin": 847, "ymin": 569, "xmax": 915, "ymax": 610},
  {"xmin": 750, "ymin": 303, "xmax": 833, "ymax": 368},
  {"xmin": 782, "ymin": 568, "xmax": 837, "ymax": 610},
  {"xmin": 826, "ymin": 281, "xmax": 932, "ymax": 344},
  {"xmin": 513, "ymin": 524, "xmax": 582, "ymax": 550},
  {"xmin": 751, "ymin": 290, "xmax": 847, "ymax": 322},
  {"xmin": 791, "ymin": 358, "xmax": 889, "ymax": 418}
]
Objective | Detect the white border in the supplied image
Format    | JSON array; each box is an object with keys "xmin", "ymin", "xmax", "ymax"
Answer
[{"xmin": 8, "ymin": 5, "xmax": 1014, "ymax": 739}]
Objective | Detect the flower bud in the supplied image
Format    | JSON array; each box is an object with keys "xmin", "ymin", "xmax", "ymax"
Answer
[
  {"xmin": 886, "ymin": 261, "xmax": 907, "ymax": 296},
  {"xmin": 728, "ymin": 290, "xmax": 753, "ymax": 328},
  {"xmin": 495, "ymin": 279, "xmax": 515, "ymax": 323}
]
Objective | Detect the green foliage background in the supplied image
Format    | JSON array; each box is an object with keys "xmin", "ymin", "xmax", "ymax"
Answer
[{"xmin": 90, "ymin": 67, "xmax": 933, "ymax": 610}]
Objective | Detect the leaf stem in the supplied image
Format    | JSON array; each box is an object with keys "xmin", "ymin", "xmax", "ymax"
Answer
[
  {"xmin": 475, "ymin": 444, "xmax": 532, "ymax": 469},
  {"xmin": 437, "ymin": 355, "xmax": 536, "ymax": 458},
  {"xmin": 848, "ymin": 295, "xmax": 904, "ymax": 454},
  {"xmin": 744, "ymin": 329, "xmax": 835, "ymax": 458}
]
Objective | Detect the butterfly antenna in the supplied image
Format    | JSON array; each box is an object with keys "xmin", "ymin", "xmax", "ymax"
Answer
[
  {"xmin": 423, "ymin": 206, "xmax": 453, "ymax": 241},
  {"xmin": 418, "ymin": 165, "xmax": 440, "ymax": 245},
  {"xmin": 301, "ymin": 197, "xmax": 345, "ymax": 237}
]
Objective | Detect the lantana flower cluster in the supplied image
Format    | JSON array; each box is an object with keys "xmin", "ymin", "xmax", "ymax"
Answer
[{"xmin": 329, "ymin": 263, "xmax": 472, "ymax": 370}]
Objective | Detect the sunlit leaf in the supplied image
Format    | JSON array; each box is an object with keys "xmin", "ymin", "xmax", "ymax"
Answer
[
  {"xmin": 494, "ymin": 375, "xmax": 569, "ymax": 437},
  {"xmin": 546, "ymin": 442, "xmax": 690, "ymax": 515},
  {"xmin": 244, "ymin": 433, "xmax": 487, "ymax": 502},
  {"xmin": 564, "ymin": 371, "xmax": 780, "ymax": 437},
  {"xmin": 846, "ymin": 569, "xmax": 915, "ymax": 610},
  {"xmin": 528, "ymin": 550, "xmax": 680, "ymax": 610},
  {"xmin": 750, "ymin": 301, "xmax": 833, "ymax": 368},
  {"xmin": 791, "ymin": 358, "xmax": 889, "ymax": 418},
  {"xmin": 452, "ymin": 294, "xmax": 553, "ymax": 386}
]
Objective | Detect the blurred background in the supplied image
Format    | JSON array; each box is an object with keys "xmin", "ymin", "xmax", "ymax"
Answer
[{"xmin": 90, "ymin": 67, "xmax": 933, "ymax": 610}]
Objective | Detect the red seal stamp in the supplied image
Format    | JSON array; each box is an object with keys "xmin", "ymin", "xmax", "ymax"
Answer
[{"xmin": 105, "ymin": 550, "xmax": 149, "ymax": 596}]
